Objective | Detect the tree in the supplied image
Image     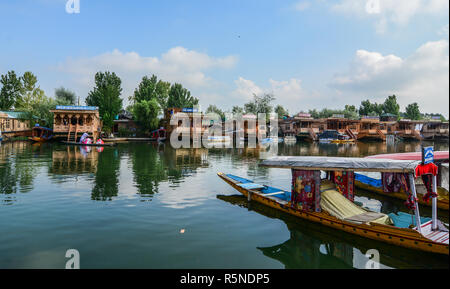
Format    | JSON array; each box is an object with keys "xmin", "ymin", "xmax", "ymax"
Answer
[
  {"xmin": 167, "ymin": 83, "xmax": 199, "ymax": 108},
  {"xmin": 274, "ymin": 105, "xmax": 289, "ymax": 117},
  {"xmin": 130, "ymin": 75, "xmax": 170, "ymax": 110},
  {"xmin": 0, "ymin": 71, "xmax": 22, "ymax": 110},
  {"xmin": 383, "ymin": 95, "xmax": 400, "ymax": 116},
  {"xmin": 15, "ymin": 71, "xmax": 45, "ymax": 112},
  {"xmin": 86, "ymin": 71, "xmax": 123, "ymax": 132},
  {"xmin": 359, "ymin": 99, "xmax": 383, "ymax": 116},
  {"xmin": 55, "ymin": 87, "xmax": 76, "ymax": 105},
  {"xmin": 232, "ymin": 106, "xmax": 244, "ymax": 115},
  {"xmin": 244, "ymin": 93, "xmax": 275, "ymax": 115},
  {"xmin": 205, "ymin": 104, "xmax": 225, "ymax": 120},
  {"xmin": 405, "ymin": 103, "xmax": 421, "ymax": 120},
  {"xmin": 132, "ymin": 99, "xmax": 160, "ymax": 132}
]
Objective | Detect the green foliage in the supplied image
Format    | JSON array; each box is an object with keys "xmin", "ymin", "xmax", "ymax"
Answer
[
  {"xmin": 131, "ymin": 75, "xmax": 170, "ymax": 110},
  {"xmin": 167, "ymin": 83, "xmax": 199, "ymax": 108},
  {"xmin": 15, "ymin": 71, "xmax": 45, "ymax": 112},
  {"xmin": 55, "ymin": 87, "xmax": 76, "ymax": 105},
  {"xmin": 86, "ymin": 71, "xmax": 123, "ymax": 132},
  {"xmin": 205, "ymin": 104, "xmax": 225, "ymax": 120},
  {"xmin": 132, "ymin": 99, "xmax": 160, "ymax": 132},
  {"xmin": 405, "ymin": 102, "xmax": 421, "ymax": 120},
  {"xmin": 382, "ymin": 95, "xmax": 400, "ymax": 116},
  {"xmin": 308, "ymin": 106, "xmax": 359, "ymax": 119},
  {"xmin": 244, "ymin": 93, "xmax": 275, "ymax": 115},
  {"xmin": 232, "ymin": 106, "xmax": 244, "ymax": 115},
  {"xmin": 274, "ymin": 105, "xmax": 289, "ymax": 117},
  {"xmin": 0, "ymin": 71, "xmax": 23, "ymax": 110},
  {"xmin": 359, "ymin": 99, "xmax": 383, "ymax": 116}
]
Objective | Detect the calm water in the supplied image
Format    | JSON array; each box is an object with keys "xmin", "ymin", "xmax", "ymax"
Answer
[{"xmin": 0, "ymin": 140, "xmax": 448, "ymax": 269}]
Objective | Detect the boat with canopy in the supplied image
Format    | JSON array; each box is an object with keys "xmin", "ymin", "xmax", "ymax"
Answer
[
  {"xmin": 218, "ymin": 156, "xmax": 449, "ymax": 255},
  {"xmin": 29, "ymin": 125, "xmax": 53, "ymax": 142},
  {"xmin": 355, "ymin": 151, "xmax": 449, "ymax": 210}
]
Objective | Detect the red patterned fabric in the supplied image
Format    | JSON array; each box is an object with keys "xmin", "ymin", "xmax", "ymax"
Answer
[
  {"xmin": 415, "ymin": 163, "xmax": 438, "ymax": 177},
  {"xmin": 291, "ymin": 170, "xmax": 321, "ymax": 212},
  {"xmin": 333, "ymin": 171, "xmax": 355, "ymax": 201}
]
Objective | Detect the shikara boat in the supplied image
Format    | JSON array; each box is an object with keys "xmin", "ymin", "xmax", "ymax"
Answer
[
  {"xmin": 218, "ymin": 156, "xmax": 449, "ymax": 255},
  {"xmin": 29, "ymin": 126, "xmax": 53, "ymax": 142},
  {"xmin": 61, "ymin": 141, "xmax": 116, "ymax": 147},
  {"xmin": 355, "ymin": 151, "xmax": 449, "ymax": 210}
]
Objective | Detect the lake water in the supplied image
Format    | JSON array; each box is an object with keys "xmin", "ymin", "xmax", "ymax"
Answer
[{"xmin": 0, "ymin": 140, "xmax": 448, "ymax": 269}]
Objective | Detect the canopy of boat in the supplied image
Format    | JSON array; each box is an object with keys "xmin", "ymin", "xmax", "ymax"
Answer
[
  {"xmin": 366, "ymin": 151, "xmax": 449, "ymax": 161},
  {"xmin": 260, "ymin": 156, "xmax": 421, "ymax": 173}
]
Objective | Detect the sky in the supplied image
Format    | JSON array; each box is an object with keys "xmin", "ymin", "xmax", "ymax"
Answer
[{"xmin": 0, "ymin": 0, "xmax": 448, "ymax": 117}]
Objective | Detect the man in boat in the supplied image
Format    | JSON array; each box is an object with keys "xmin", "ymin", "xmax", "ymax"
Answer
[{"xmin": 80, "ymin": 133, "xmax": 92, "ymax": 144}]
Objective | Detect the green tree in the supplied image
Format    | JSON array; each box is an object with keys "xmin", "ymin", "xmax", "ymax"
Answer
[
  {"xmin": 86, "ymin": 71, "xmax": 123, "ymax": 133},
  {"xmin": 232, "ymin": 106, "xmax": 244, "ymax": 115},
  {"xmin": 15, "ymin": 72, "xmax": 45, "ymax": 112},
  {"xmin": 55, "ymin": 87, "xmax": 76, "ymax": 105},
  {"xmin": 383, "ymin": 95, "xmax": 400, "ymax": 116},
  {"xmin": 274, "ymin": 105, "xmax": 289, "ymax": 117},
  {"xmin": 244, "ymin": 93, "xmax": 275, "ymax": 115},
  {"xmin": 405, "ymin": 103, "xmax": 421, "ymax": 120},
  {"xmin": 130, "ymin": 75, "xmax": 170, "ymax": 110},
  {"xmin": 0, "ymin": 71, "xmax": 23, "ymax": 110},
  {"xmin": 167, "ymin": 83, "xmax": 199, "ymax": 108},
  {"xmin": 132, "ymin": 99, "xmax": 161, "ymax": 133},
  {"xmin": 359, "ymin": 99, "xmax": 383, "ymax": 116},
  {"xmin": 205, "ymin": 104, "xmax": 225, "ymax": 120}
]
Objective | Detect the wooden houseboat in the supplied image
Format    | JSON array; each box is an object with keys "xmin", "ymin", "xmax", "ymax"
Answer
[
  {"xmin": 0, "ymin": 111, "xmax": 32, "ymax": 139},
  {"xmin": 219, "ymin": 156, "xmax": 449, "ymax": 255},
  {"xmin": 358, "ymin": 116, "xmax": 386, "ymax": 141},
  {"xmin": 394, "ymin": 119, "xmax": 422, "ymax": 140},
  {"xmin": 50, "ymin": 106, "xmax": 102, "ymax": 142},
  {"xmin": 325, "ymin": 114, "xmax": 359, "ymax": 140},
  {"xmin": 421, "ymin": 120, "xmax": 449, "ymax": 141},
  {"xmin": 294, "ymin": 114, "xmax": 324, "ymax": 142}
]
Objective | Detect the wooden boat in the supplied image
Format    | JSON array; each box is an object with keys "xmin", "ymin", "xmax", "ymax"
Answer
[
  {"xmin": 61, "ymin": 141, "xmax": 115, "ymax": 147},
  {"xmin": 331, "ymin": 139, "xmax": 356, "ymax": 144},
  {"xmin": 355, "ymin": 151, "xmax": 449, "ymax": 210},
  {"xmin": 218, "ymin": 156, "xmax": 449, "ymax": 255},
  {"xmin": 28, "ymin": 126, "xmax": 53, "ymax": 142}
]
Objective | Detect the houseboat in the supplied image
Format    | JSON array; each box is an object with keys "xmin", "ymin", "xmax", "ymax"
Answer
[
  {"xmin": 29, "ymin": 125, "xmax": 53, "ymax": 142},
  {"xmin": 357, "ymin": 116, "xmax": 386, "ymax": 141},
  {"xmin": 294, "ymin": 114, "xmax": 324, "ymax": 142},
  {"xmin": 0, "ymin": 111, "xmax": 32, "ymax": 139},
  {"xmin": 394, "ymin": 119, "xmax": 422, "ymax": 141},
  {"xmin": 355, "ymin": 151, "xmax": 449, "ymax": 210},
  {"xmin": 218, "ymin": 156, "xmax": 449, "ymax": 255},
  {"xmin": 50, "ymin": 106, "xmax": 102, "ymax": 142},
  {"xmin": 421, "ymin": 120, "xmax": 449, "ymax": 141},
  {"xmin": 325, "ymin": 115, "xmax": 359, "ymax": 140}
]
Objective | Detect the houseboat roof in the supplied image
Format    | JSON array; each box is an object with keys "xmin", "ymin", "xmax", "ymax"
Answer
[
  {"xmin": 53, "ymin": 105, "xmax": 98, "ymax": 111},
  {"xmin": 0, "ymin": 111, "xmax": 29, "ymax": 119},
  {"xmin": 260, "ymin": 156, "xmax": 421, "ymax": 173}
]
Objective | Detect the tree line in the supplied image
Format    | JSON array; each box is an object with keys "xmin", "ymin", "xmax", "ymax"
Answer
[
  {"xmin": 0, "ymin": 70, "xmax": 199, "ymax": 133},
  {"xmin": 0, "ymin": 70, "xmax": 446, "ymax": 135}
]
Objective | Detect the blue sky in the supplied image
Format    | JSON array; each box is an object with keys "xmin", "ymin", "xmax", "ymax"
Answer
[{"xmin": 0, "ymin": 0, "xmax": 448, "ymax": 116}]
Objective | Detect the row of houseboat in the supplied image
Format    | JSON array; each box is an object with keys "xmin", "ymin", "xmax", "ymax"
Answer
[{"xmin": 279, "ymin": 114, "xmax": 449, "ymax": 142}]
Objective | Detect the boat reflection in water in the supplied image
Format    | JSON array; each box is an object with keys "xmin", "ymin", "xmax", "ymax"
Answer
[{"xmin": 217, "ymin": 195, "xmax": 448, "ymax": 269}]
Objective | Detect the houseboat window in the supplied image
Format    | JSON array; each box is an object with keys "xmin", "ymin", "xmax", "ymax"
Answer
[
  {"xmin": 6, "ymin": 119, "xmax": 10, "ymax": 129},
  {"xmin": 71, "ymin": 117, "xmax": 77, "ymax": 125},
  {"xmin": 55, "ymin": 116, "xmax": 62, "ymax": 125},
  {"xmin": 78, "ymin": 118, "xmax": 84, "ymax": 126},
  {"xmin": 63, "ymin": 117, "xmax": 69, "ymax": 125},
  {"xmin": 86, "ymin": 116, "xmax": 92, "ymax": 125}
]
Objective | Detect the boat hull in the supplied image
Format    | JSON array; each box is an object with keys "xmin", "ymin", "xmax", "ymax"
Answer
[
  {"xmin": 218, "ymin": 172, "xmax": 449, "ymax": 255},
  {"xmin": 61, "ymin": 141, "xmax": 116, "ymax": 147}
]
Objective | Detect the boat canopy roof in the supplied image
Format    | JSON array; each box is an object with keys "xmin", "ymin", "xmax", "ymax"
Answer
[
  {"xmin": 260, "ymin": 156, "xmax": 421, "ymax": 173},
  {"xmin": 366, "ymin": 151, "xmax": 449, "ymax": 161}
]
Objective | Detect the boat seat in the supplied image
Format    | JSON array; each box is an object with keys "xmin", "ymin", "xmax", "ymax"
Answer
[
  {"xmin": 263, "ymin": 191, "xmax": 285, "ymax": 196},
  {"xmin": 237, "ymin": 183, "xmax": 265, "ymax": 190}
]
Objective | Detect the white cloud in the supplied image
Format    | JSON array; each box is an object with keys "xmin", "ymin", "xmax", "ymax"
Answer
[
  {"xmin": 56, "ymin": 47, "xmax": 237, "ymax": 104},
  {"xmin": 330, "ymin": 39, "xmax": 449, "ymax": 116},
  {"xmin": 329, "ymin": 0, "xmax": 449, "ymax": 33},
  {"xmin": 294, "ymin": 1, "xmax": 311, "ymax": 11}
]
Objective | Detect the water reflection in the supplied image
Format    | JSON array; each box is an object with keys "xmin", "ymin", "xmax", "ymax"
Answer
[{"xmin": 217, "ymin": 195, "xmax": 448, "ymax": 269}]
